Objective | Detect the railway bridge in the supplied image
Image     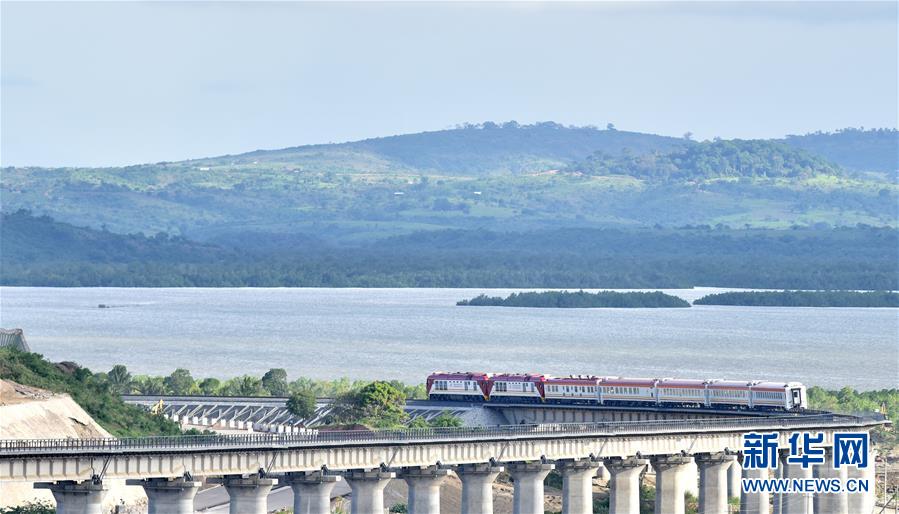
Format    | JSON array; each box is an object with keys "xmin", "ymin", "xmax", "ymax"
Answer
[
  {"xmin": 0, "ymin": 413, "xmax": 886, "ymax": 514},
  {"xmin": 119, "ymin": 394, "xmax": 784, "ymax": 434}
]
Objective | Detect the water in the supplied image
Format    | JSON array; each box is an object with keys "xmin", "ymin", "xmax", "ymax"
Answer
[{"xmin": 0, "ymin": 287, "xmax": 896, "ymax": 390}]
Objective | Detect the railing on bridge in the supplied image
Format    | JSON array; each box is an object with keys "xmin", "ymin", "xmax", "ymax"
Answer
[{"xmin": 0, "ymin": 413, "xmax": 883, "ymax": 457}]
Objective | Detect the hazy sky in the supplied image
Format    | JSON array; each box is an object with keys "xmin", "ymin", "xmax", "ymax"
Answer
[{"xmin": 2, "ymin": 1, "xmax": 896, "ymax": 167}]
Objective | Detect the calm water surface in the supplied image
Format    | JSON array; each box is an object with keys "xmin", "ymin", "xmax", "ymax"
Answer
[{"xmin": 1, "ymin": 287, "xmax": 896, "ymax": 389}]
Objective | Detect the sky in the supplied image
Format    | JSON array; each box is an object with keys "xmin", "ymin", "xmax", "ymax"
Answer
[{"xmin": 1, "ymin": 1, "xmax": 897, "ymax": 168}]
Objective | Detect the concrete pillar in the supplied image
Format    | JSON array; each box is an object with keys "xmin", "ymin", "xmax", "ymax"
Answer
[
  {"xmin": 400, "ymin": 466, "xmax": 450, "ymax": 514},
  {"xmin": 34, "ymin": 480, "xmax": 107, "ymax": 514},
  {"xmin": 506, "ymin": 461, "xmax": 554, "ymax": 514},
  {"xmin": 454, "ymin": 463, "xmax": 504, "ymax": 514},
  {"xmin": 652, "ymin": 454, "xmax": 693, "ymax": 514},
  {"xmin": 604, "ymin": 457, "xmax": 649, "ymax": 514},
  {"xmin": 684, "ymin": 459, "xmax": 700, "ymax": 498},
  {"xmin": 771, "ymin": 461, "xmax": 783, "ymax": 514},
  {"xmin": 126, "ymin": 477, "xmax": 201, "ymax": 514},
  {"xmin": 696, "ymin": 453, "xmax": 736, "ymax": 514},
  {"xmin": 728, "ymin": 460, "xmax": 742, "ymax": 500},
  {"xmin": 208, "ymin": 474, "xmax": 277, "ymax": 514},
  {"xmin": 556, "ymin": 458, "xmax": 601, "ymax": 514},
  {"xmin": 740, "ymin": 466, "xmax": 770, "ymax": 514},
  {"xmin": 282, "ymin": 471, "xmax": 341, "ymax": 514},
  {"xmin": 846, "ymin": 449, "xmax": 876, "ymax": 514},
  {"xmin": 342, "ymin": 468, "xmax": 395, "ymax": 514},
  {"xmin": 779, "ymin": 455, "xmax": 812, "ymax": 514},
  {"xmin": 813, "ymin": 447, "xmax": 848, "ymax": 514},
  {"xmin": 597, "ymin": 462, "xmax": 611, "ymax": 482}
]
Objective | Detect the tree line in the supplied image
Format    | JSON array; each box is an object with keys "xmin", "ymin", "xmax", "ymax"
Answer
[
  {"xmin": 3, "ymin": 212, "xmax": 897, "ymax": 290},
  {"xmin": 457, "ymin": 290, "xmax": 690, "ymax": 308},
  {"xmin": 693, "ymin": 290, "xmax": 899, "ymax": 307}
]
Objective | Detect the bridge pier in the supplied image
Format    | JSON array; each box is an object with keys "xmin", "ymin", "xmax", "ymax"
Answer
[
  {"xmin": 846, "ymin": 449, "xmax": 876, "ymax": 514},
  {"xmin": 813, "ymin": 447, "xmax": 848, "ymax": 514},
  {"xmin": 282, "ymin": 471, "xmax": 341, "ymax": 514},
  {"xmin": 454, "ymin": 463, "xmax": 503, "ymax": 514},
  {"xmin": 652, "ymin": 454, "xmax": 693, "ymax": 514},
  {"xmin": 727, "ymin": 460, "xmax": 741, "ymax": 500},
  {"xmin": 506, "ymin": 461, "xmax": 554, "ymax": 514},
  {"xmin": 208, "ymin": 474, "xmax": 277, "ymax": 514},
  {"xmin": 126, "ymin": 476, "xmax": 201, "ymax": 514},
  {"xmin": 696, "ymin": 452, "xmax": 736, "ymax": 514},
  {"xmin": 779, "ymin": 453, "xmax": 812, "ymax": 514},
  {"xmin": 399, "ymin": 466, "xmax": 450, "ymax": 514},
  {"xmin": 556, "ymin": 458, "xmax": 601, "ymax": 514},
  {"xmin": 34, "ymin": 480, "xmax": 107, "ymax": 514},
  {"xmin": 604, "ymin": 456, "xmax": 648, "ymax": 514},
  {"xmin": 740, "ymin": 465, "xmax": 770, "ymax": 514},
  {"xmin": 342, "ymin": 468, "xmax": 395, "ymax": 514}
]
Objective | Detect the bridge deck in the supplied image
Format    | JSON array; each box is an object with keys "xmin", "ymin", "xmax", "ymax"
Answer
[{"xmin": 0, "ymin": 413, "xmax": 885, "ymax": 457}]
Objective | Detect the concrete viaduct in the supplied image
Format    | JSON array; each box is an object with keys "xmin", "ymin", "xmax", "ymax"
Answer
[{"xmin": 0, "ymin": 414, "xmax": 885, "ymax": 514}]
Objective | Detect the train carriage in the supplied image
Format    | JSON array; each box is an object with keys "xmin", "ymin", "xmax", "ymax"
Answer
[
  {"xmin": 655, "ymin": 378, "xmax": 708, "ymax": 408},
  {"xmin": 750, "ymin": 381, "xmax": 807, "ymax": 410},
  {"xmin": 488, "ymin": 373, "xmax": 546, "ymax": 403},
  {"xmin": 426, "ymin": 372, "xmax": 491, "ymax": 402},
  {"xmin": 706, "ymin": 380, "xmax": 752, "ymax": 409},
  {"xmin": 598, "ymin": 377, "xmax": 657, "ymax": 406},
  {"xmin": 544, "ymin": 375, "xmax": 601, "ymax": 405}
]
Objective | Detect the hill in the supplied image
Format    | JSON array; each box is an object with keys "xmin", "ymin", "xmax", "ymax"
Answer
[
  {"xmin": 237, "ymin": 122, "xmax": 688, "ymax": 175},
  {"xmin": 0, "ymin": 348, "xmax": 182, "ymax": 437},
  {"xmin": 782, "ymin": 128, "xmax": 898, "ymax": 173},
  {"xmin": 568, "ymin": 139, "xmax": 842, "ymax": 181},
  {"xmin": 1, "ymin": 124, "xmax": 896, "ymax": 241},
  {"xmin": 0, "ymin": 209, "xmax": 233, "ymax": 264},
  {"xmin": 3, "ymin": 211, "xmax": 897, "ymax": 289}
]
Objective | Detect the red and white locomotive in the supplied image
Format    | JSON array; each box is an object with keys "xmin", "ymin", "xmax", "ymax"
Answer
[{"xmin": 426, "ymin": 371, "xmax": 807, "ymax": 411}]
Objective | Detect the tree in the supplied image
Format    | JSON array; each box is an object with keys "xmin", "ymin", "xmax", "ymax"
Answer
[
  {"xmin": 683, "ymin": 131, "xmax": 693, "ymax": 141},
  {"xmin": 429, "ymin": 411, "xmax": 463, "ymax": 428},
  {"xmin": 163, "ymin": 368, "xmax": 195, "ymax": 395},
  {"xmin": 232, "ymin": 375, "xmax": 264, "ymax": 396},
  {"xmin": 198, "ymin": 377, "xmax": 221, "ymax": 395},
  {"xmin": 261, "ymin": 368, "xmax": 289, "ymax": 396},
  {"xmin": 606, "ymin": 123, "xmax": 616, "ymax": 131},
  {"xmin": 106, "ymin": 365, "xmax": 133, "ymax": 395},
  {"xmin": 286, "ymin": 389, "xmax": 317, "ymax": 420},
  {"xmin": 135, "ymin": 376, "xmax": 168, "ymax": 395},
  {"xmin": 357, "ymin": 381, "xmax": 408, "ymax": 427}
]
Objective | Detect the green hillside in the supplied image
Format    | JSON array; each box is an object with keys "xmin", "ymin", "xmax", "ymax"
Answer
[
  {"xmin": 782, "ymin": 128, "xmax": 898, "ymax": 173},
  {"xmin": 3, "ymin": 211, "xmax": 897, "ymax": 289},
  {"xmin": 1, "ymin": 124, "xmax": 896, "ymax": 242},
  {"xmin": 570, "ymin": 139, "xmax": 842, "ymax": 181},
  {"xmin": 0, "ymin": 348, "xmax": 182, "ymax": 437}
]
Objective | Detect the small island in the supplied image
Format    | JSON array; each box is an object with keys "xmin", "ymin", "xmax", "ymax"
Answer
[
  {"xmin": 693, "ymin": 290, "xmax": 899, "ymax": 307},
  {"xmin": 457, "ymin": 290, "xmax": 691, "ymax": 308}
]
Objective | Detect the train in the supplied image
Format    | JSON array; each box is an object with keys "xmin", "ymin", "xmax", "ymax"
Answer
[{"xmin": 426, "ymin": 372, "xmax": 807, "ymax": 411}]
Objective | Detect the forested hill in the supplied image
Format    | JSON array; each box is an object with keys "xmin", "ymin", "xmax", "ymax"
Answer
[
  {"xmin": 212, "ymin": 122, "xmax": 689, "ymax": 175},
  {"xmin": 3, "ymin": 211, "xmax": 897, "ymax": 289},
  {"xmin": 2, "ymin": 124, "xmax": 897, "ymax": 239},
  {"xmin": 782, "ymin": 128, "xmax": 898, "ymax": 173},
  {"xmin": 0, "ymin": 210, "xmax": 233, "ymax": 264},
  {"xmin": 568, "ymin": 139, "xmax": 841, "ymax": 181}
]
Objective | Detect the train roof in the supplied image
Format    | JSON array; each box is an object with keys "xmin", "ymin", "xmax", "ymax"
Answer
[
  {"xmin": 657, "ymin": 379, "xmax": 707, "ymax": 387},
  {"xmin": 706, "ymin": 380, "xmax": 752, "ymax": 389},
  {"xmin": 492, "ymin": 373, "xmax": 546, "ymax": 381},
  {"xmin": 428, "ymin": 371, "xmax": 490, "ymax": 380},
  {"xmin": 751, "ymin": 381, "xmax": 803, "ymax": 391},
  {"xmin": 546, "ymin": 375, "xmax": 600, "ymax": 385},
  {"xmin": 599, "ymin": 377, "xmax": 656, "ymax": 386}
]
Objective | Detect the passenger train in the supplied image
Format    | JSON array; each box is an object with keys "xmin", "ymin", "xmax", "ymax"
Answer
[{"xmin": 426, "ymin": 372, "xmax": 807, "ymax": 411}]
